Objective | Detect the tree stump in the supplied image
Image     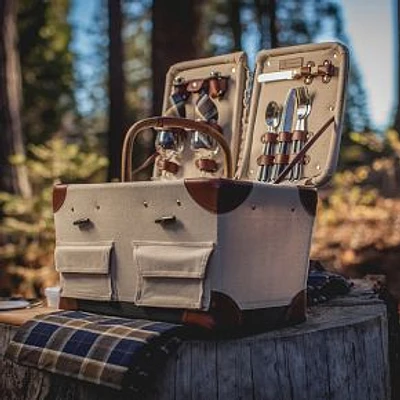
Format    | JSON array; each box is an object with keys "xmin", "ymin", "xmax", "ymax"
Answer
[{"xmin": 0, "ymin": 296, "xmax": 390, "ymax": 400}]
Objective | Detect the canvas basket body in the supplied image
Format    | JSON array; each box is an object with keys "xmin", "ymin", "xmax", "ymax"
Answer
[{"xmin": 53, "ymin": 42, "xmax": 349, "ymax": 330}]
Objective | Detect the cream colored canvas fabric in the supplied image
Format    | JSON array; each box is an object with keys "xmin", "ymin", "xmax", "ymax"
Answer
[
  {"xmin": 239, "ymin": 42, "xmax": 349, "ymax": 186},
  {"xmin": 54, "ymin": 181, "xmax": 315, "ymax": 310},
  {"xmin": 55, "ymin": 242, "xmax": 114, "ymax": 300},
  {"xmin": 54, "ymin": 42, "xmax": 349, "ymax": 314},
  {"xmin": 153, "ymin": 52, "xmax": 248, "ymax": 180},
  {"xmin": 133, "ymin": 241, "xmax": 214, "ymax": 308}
]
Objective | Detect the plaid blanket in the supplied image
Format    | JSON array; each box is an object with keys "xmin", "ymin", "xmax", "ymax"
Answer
[{"xmin": 6, "ymin": 310, "xmax": 183, "ymax": 392}]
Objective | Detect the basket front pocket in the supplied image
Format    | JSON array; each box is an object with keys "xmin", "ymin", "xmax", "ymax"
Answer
[
  {"xmin": 55, "ymin": 242, "xmax": 114, "ymax": 300},
  {"xmin": 133, "ymin": 241, "xmax": 214, "ymax": 309}
]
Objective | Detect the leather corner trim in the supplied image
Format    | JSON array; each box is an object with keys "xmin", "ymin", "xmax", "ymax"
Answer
[
  {"xmin": 285, "ymin": 289, "xmax": 306, "ymax": 324},
  {"xmin": 53, "ymin": 184, "xmax": 68, "ymax": 213},
  {"xmin": 181, "ymin": 292, "xmax": 242, "ymax": 330},
  {"xmin": 59, "ymin": 297, "xmax": 77, "ymax": 310},
  {"xmin": 298, "ymin": 187, "xmax": 318, "ymax": 217},
  {"xmin": 209, "ymin": 291, "xmax": 242, "ymax": 327},
  {"xmin": 184, "ymin": 178, "xmax": 253, "ymax": 214}
]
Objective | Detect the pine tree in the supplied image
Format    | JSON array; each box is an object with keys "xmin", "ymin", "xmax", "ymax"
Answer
[{"xmin": 0, "ymin": 0, "xmax": 31, "ymax": 197}]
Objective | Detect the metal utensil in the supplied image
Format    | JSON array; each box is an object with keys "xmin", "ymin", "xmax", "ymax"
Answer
[
  {"xmin": 155, "ymin": 130, "xmax": 184, "ymax": 153},
  {"xmin": 291, "ymin": 87, "xmax": 311, "ymax": 181},
  {"xmin": 190, "ymin": 129, "xmax": 217, "ymax": 151},
  {"xmin": 271, "ymin": 88, "xmax": 296, "ymax": 182},
  {"xmin": 257, "ymin": 101, "xmax": 281, "ymax": 181}
]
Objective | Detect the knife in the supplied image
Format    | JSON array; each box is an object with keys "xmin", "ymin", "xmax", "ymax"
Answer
[
  {"xmin": 258, "ymin": 70, "xmax": 302, "ymax": 83},
  {"xmin": 271, "ymin": 88, "xmax": 296, "ymax": 182}
]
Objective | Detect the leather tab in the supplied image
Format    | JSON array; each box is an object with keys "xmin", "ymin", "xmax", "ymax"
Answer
[
  {"xmin": 187, "ymin": 79, "xmax": 205, "ymax": 93},
  {"xmin": 261, "ymin": 132, "xmax": 278, "ymax": 144},
  {"xmin": 278, "ymin": 131, "xmax": 292, "ymax": 142},
  {"xmin": 156, "ymin": 159, "xmax": 180, "ymax": 174},
  {"xmin": 257, "ymin": 154, "xmax": 275, "ymax": 166},
  {"xmin": 275, "ymin": 154, "xmax": 290, "ymax": 165},
  {"xmin": 209, "ymin": 77, "xmax": 228, "ymax": 98},
  {"xmin": 292, "ymin": 130, "xmax": 307, "ymax": 141},
  {"xmin": 195, "ymin": 158, "xmax": 219, "ymax": 173}
]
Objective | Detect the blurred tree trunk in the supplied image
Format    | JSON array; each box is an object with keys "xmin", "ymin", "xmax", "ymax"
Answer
[
  {"xmin": 151, "ymin": 0, "xmax": 203, "ymax": 116},
  {"xmin": 229, "ymin": 0, "xmax": 242, "ymax": 51},
  {"xmin": 0, "ymin": 0, "xmax": 31, "ymax": 197},
  {"xmin": 107, "ymin": 0, "xmax": 126, "ymax": 181},
  {"xmin": 268, "ymin": 0, "xmax": 278, "ymax": 48},
  {"xmin": 394, "ymin": 0, "xmax": 400, "ymax": 133},
  {"xmin": 254, "ymin": 0, "xmax": 278, "ymax": 49}
]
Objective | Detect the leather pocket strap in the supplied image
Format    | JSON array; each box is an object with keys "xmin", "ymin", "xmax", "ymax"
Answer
[
  {"xmin": 257, "ymin": 154, "xmax": 275, "ymax": 166},
  {"xmin": 156, "ymin": 159, "xmax": 180, "ymax": 174},
  {"xmin": 277, "ymin": 131, "xmax": 292, "ymax": 142},
  {"xmin": 261, "ymin": 132, "xmax": 278, "ymax": 144},
  {"xmin": 292, "ymin": 130, "xmax": 308, "ymax": 141},
  {"xmin": 121, "ymin": 117, "xmax": 233, "ymax": 181},
  {"xmin": 274, "ymin": 153, "xmax": 290, "ymax": 165},
  {"xmin": 195, "ymin": 158, "xmax": 219, "ymax": 173}
]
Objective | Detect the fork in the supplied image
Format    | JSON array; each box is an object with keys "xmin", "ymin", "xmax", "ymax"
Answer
[{"xmin": 291, "ymin": 87, "xmax": 311, "ymax": 181}]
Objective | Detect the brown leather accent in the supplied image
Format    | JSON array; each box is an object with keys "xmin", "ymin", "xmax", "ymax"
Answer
[
  {"xmin": 182, "ymin": 310, "xmax": 216, "ymax": 330},
  {"xmin": 257, "ymin": 154, "xmax": 274, "ymax": 166},
  {"xmin": 53, "ymin": 184, "xmax": 68, "ymax": 213},
  {"xmin": 207, "ymin": 120, "xmax": 223, "ymax": 133},
  {"xmin": 292, "ymin": 130, "xmax": 307, "ymax": 141},
  {"xmin": 59, "ymin": 297, "xmax": 78, "ymax": 310},
  {"xmin": 186, "ymin": 79, "xmax": 205, "ymax": 93},
  {"xmin": 184, "ymin": 178, "xmax": 253, "ymax": 214},
  {"xmin": 209, "ymin": 291, "xmax": 242, "ymax": 327},
  {"xmin": 156, "ymin": 159, "xmax": 180, "ymax": 174},
  {"xmin": 261, "ymin": 132, "xmax": 278, "ymax": 144},
  {"xmin": 317, "ymin": 60, "xmax": 334, "ymax": 77},
  {"xmin": 277, "ymin": 131, "xmax": 292, "ymax": 142},
  {"xmin": 298, "ymin": 187, "xmax": 318, "ymax": 216},
  {"xmin": 183, "ymin": 292, "xmax": 242, "ymax": 330},
  {"xmin": 285, "ymin": 290, "xmax": 306, "ymax": 324},
  {"xmin": 209, "ymin": 76, "xmax": 228, "ymax": 98},
  {"xmin": 274, "ymin": 153, "xmax": 290, "ymax": 165},
  {"xmin": 288, "ymin": 153, "xmax": 305, "ymax": 164},
  {"xmin": 195, "ymin": 158, "xmax": 219, "ymax": 173}
]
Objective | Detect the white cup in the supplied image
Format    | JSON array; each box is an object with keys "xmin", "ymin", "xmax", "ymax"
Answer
[{"xmin": 45, "ymin": 286, "xmax": 61, "ymax": 308}]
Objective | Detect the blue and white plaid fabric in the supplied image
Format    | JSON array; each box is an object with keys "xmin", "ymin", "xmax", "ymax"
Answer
[{"xmin": 6, "ymin": 310, "xmax": 182, "ymax": 392}]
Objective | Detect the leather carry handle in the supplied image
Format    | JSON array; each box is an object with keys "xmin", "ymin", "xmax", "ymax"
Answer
[{"xmin": 121, "ymin": 116, "xmax": 233, "ymax": 181}]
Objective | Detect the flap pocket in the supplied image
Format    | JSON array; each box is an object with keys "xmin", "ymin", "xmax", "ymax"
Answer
[
  {"xmin": 133, "ymin": 241, "xmax": 214, "ymax": 309},
  {"xmin": 55, "ymin": 242, "xmax": 113, "ymax": 274},
  {"xmin": 55, "ymin": 242, "xmax": 114, "ymax": 301}
]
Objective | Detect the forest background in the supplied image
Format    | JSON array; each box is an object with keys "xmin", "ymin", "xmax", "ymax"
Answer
[{"xmin": 1, "ymin": 0, "xmax": 400, "ymax": 299}]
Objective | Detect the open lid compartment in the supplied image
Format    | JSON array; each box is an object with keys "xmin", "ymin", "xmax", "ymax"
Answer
[
  {"xmin": 153, "ymin": 52, "xmax": 249, "ymax": 180},
  {"xmin": 238, "ymin": 42, "xmax": 349, "ymax": 187}
]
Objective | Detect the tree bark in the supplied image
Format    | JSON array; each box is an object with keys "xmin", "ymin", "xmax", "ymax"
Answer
[
  {"xmin": 394, "ymin": 0, "xmax": 400, "ymax": 132},
  {"xmin": 268, "ymin": 0, "xmax": 278, "ymax": 48},
  {"xmin": 0, "ymin": 0, "xmax": 31, "ymax": 197},
  {"xmin": 254, "ymin": 0, "xmax": 278, "ymax": 49},
  {"xmin": 151, "ymin": 0, "xmax": 203, "ymax": 116},
  {"xmin": 107, "ymin": 0, "xmax": 126, "ymax": 181},
  {"xmin": 228, "ymin": 0, "xmax": 242, "ymax": 51},
  {"xmin": 0, "ymin": 298, "xmax": 390, "ymax": 399}
]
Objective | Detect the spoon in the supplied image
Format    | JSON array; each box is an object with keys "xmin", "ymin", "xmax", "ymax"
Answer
[{"xmin": 257, "ymin": 101, "xmax": 281, "ymax": 182}]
